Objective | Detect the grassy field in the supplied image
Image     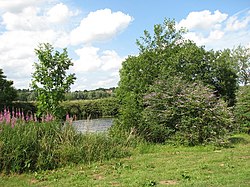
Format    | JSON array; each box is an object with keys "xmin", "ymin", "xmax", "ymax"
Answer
[{"xmin": 0, "ymin": 134, "xmax": 249, "ymax": 187}]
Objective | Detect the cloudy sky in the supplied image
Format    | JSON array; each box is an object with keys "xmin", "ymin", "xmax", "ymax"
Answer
[{"xmin": 0, "ymin": 0, "xmax": 249, "ymax": 91}]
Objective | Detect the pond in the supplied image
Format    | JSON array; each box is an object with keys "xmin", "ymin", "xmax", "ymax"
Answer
[{"xmin": 72, "ymin": 118, "xmax": 113, "ymax": 133}]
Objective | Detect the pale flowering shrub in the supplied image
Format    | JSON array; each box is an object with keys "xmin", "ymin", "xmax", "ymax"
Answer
[{"xmin": 142, "ymin": 76, "xmax": 234, "ymax": 144}]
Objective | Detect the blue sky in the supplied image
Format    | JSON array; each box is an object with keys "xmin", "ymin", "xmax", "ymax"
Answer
[{"xmin": 0, "ymin": 0, "xmax": 249, "ymax": 90}]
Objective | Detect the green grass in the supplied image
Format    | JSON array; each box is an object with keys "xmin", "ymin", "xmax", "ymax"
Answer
[{"xmin": 0, "ymin": 134, "xmax": 249, "ymax": 187}]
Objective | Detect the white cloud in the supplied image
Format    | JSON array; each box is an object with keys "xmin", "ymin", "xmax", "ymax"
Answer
[
  {"xmin": 100, "ymin": 50, "xmax": 123, "ymax": 71},
  {"xmin": 0, "ymin": 0, "xmax": 49, "ymax": 13},
  {"xmin": 70, "ymin": 46, "xmax": 124, "ymax": 90},
  {"xmin": 73, "ymin": 46, "xmax": 124, "ymax": 72},
  {"xmin": 70, "ymin": 8, "xmax": 133, "ymax": 45},
  {"xmin": 177, "ymin": 10, "xmax": 228, "ymax": 30},
  {"xmin": 1, "ymin": 3, "xmax": 76, "ymax": 31},
  {"xmin": 47, "ymin": 3, "xmax": 77, "ymax": 24},
  {"xmin": 94, "ymin": 78, "xmax": 116, "ymax": 88},
  {"xmin": 208, "ymin": 30, "xmax": 224, "ymax": 40},
  {"xmin": 2, "ymin": 7, "xmax": 48, "ymax": 31},
  {"xmin": 73, "ymin": 46, "xmax": 102, "ymax": 72},
  {"xmin": 178, "ymin": 9, "xmax": 250, "ymax": 50},
  {"xmin": 226, "ymin": 11, "xmax": 250, "ymax": 31}
]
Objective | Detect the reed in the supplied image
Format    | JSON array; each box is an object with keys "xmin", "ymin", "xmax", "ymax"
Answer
[{"xmin": 0, "ymin": 109, "xmax": 131, "ymax": 174}]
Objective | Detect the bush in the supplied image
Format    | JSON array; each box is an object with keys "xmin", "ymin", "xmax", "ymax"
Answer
[
  {"xmin": 142, "ymin": 77, "xmax": 234, "ymax": 145},
  {"xmin": 0, "ymin": 121, "xmax": 131, "ymax": 174},
  {"xmin": 234, "ymin": 86, "xmax": 250, "ymax": 133}
]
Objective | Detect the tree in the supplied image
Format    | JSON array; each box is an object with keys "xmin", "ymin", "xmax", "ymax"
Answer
[
  {"xmin": 207, "ymin": 49, "xmax": 238, "ymax": 106},
  {"xmin": 0, "ymin": 69, "xmax": 17, "ymax": 108},
  {"xmin": 114, "ymin": 19, "xmax": 237, "ymax": 142},
  {"xmin": 31, "ymin": 43, "xmax": 76, "ymax": 119},
  {"xmin": 114, "ymin": 19, "xmax": 186, "ymax": 136},
  {"xmin": 233, "ymin": 45, "xmax": 250, "ymax": 86}
]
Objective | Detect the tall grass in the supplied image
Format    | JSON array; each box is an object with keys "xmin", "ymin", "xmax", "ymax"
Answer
[{"xmin": 0, "ymin": 118, "xmax": 131, "ymax": 174}]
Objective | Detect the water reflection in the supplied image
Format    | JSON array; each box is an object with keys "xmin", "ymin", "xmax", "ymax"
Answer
[{"xmin": 72, "ymin": 118, "xmax": 113, "ymax": 133}]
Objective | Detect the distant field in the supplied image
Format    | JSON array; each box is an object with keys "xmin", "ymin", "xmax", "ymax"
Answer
[{"xmin": 1, "ymin": 134, "xmax": 249, "ymax": 187}]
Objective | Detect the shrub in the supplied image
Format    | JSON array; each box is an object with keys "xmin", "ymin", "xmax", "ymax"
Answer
[
  {"xmin": 142, "ymin": 77, "xmax": 234, "ymax": 145},
  {"xmin": 234, "ymin": 85, "xmax": 250, "ymax": 133}
]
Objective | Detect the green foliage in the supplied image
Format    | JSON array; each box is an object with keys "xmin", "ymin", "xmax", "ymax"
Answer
[
  {"xmin": 136, "ymin": 18, "xmax": 185, "ymax": 53},
  {"xmin": 233, "ymin": 45, "xmax": 250, "ymax": 86},
  {"xmin": 176, "ymin": 44, "xmax": 238, "ymax": 106},
  {"xmin": 0, "ymin": 121, "xmax": 131, "ymax": 174},
  {"xmin": 234, "ymin": 85, "xmax": 250, "ymax": 133},
  {"xmin": 16, "ymin": 88, "xmax": 115, "ymax": 102},
  {"xmin": 16, "ymin": 89, "xmax": 37, "ymax": 102},
  {"xmin": 115, "ymin": 19, "xmax": 238, "ymax": 143},
  {"xmin": 142, "ymin": 77, "xmax": 234, "ymax": 144},
  {"xmin": 61, "ymin": 97, "xmax": 119, "ymax": 119},
  {"xmin": 209, "ymin": 49, "xmax": 238, "ymax": 106},
  {"xmin": 7, "ymin": 101, "xmax": 37, "ymax": 115},
  {"xmin": 31, "ymin": 43, "xmax": 76, "ymax": 119},
  {"xmin": 65, "ymin": 88, "xmax": 115, "ymax": 101},
  {"xmin": 0, "ymin": 69, "xmax": 17, "ymax": 109}
]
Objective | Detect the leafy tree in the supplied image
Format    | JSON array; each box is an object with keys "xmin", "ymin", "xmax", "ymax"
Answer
[
  {"xmin": 115, "ymin": 19, "xmax": 184, "ymax": 133},
  {"xmin": 207, "ymin": 49, "xmax": 238, "ymax": 106},
  {"xmin": 114, "ymin": 19, "xmax": 238, "ymax": 142},
  {"xmin": 31, "ymin": 43, "xmax": 76, "ymax": 119},
  {"xmin": 177, "ymin": 44, "xmax": 238, "ymax": 106},
  {"xmin": 233, "ymin": 45, "xmax": 250, "ymax": 86},
  {"xmin": 0, "ymin": 69, "xmax": 17, "ymax": 108}
]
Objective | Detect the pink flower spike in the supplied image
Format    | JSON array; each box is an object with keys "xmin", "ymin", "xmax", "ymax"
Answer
[
  {"xmin": 6, "ymin": 109, "xmax": 11, "ymax": 124},
  {"xmin": 66, "ymin": 113, "xmax": 70, "ymax": 121},
  {"xmin": 12, "ymin": 110, "xmax": 15, "ymax": 118},
  {"xmin": 11, "ymin": 117, "xmax": 16, "ymax": 128},
  {"xmin": 21, "ymin": 111, "xmax": 25, "ymax": 121}
]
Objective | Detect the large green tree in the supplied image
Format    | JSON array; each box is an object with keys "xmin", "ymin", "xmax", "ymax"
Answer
[
  {"xmin": 0, "ymin": 69, "xmax": 17, "ymax": 108},
  {"xmin": 31, "ymin": 43, "xmax": 76, "ymax": 119},
  {"xmin": 114, "ymin": 19, "xmax": 238, "ymax": 142}
]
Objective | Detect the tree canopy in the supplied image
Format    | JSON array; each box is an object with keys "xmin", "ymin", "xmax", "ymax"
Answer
[
  {"xmin": 31, "ymin": 43, "xmax": 76, "ymax": 119},
  {"xmin": 114, "ymin": 19, "xmax": 238, "ymax": 143},
  {"xmin": 0, "ymin": 69, "xmax": 17, "ymax": 108},
  {"xmin": 233, "ymin": 45, "xmax": 250, "ymax": 86}
]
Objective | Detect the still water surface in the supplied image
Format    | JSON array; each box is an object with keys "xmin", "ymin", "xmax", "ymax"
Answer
[{"xmin": 72, "ymin": 118, "xmax": 113, "ymax": 133}]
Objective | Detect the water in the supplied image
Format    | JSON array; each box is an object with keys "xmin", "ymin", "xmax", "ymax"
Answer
[{"xmin": 72, "ymin": 118, "xmax": 113, "ymax": 133}]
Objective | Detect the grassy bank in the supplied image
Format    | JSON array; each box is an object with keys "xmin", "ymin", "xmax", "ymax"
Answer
[{"xmin": 1, "ymin": 134, "xmax": 249, "ymax": 186}]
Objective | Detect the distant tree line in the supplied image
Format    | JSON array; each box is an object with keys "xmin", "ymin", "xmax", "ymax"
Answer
[{"xmin": 16, "ymin": 87, "xmax": 115, "ymax": 102}]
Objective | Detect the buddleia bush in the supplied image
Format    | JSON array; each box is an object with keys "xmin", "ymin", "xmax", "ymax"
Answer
[{"xmin": 142, "ymin": 76, "xmax": 234, "ymax": 145}]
